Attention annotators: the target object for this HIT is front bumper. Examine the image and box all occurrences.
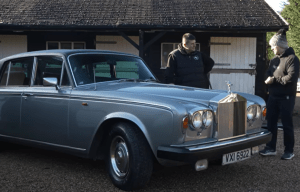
[157,130,272,164]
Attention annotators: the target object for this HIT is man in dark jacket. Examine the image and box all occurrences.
[164,33,215,88]
[260,29,299,160]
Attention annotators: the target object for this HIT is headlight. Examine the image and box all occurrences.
[192,112,202,129]
[203,111,213,128]
[256,105,261,120]
[247,105,261,121]
[247,105,257,120]
[191,110,213,130]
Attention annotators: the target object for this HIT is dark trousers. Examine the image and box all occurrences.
[266,95,295,153]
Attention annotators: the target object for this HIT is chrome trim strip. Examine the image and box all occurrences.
[31,57,38,86]
[0,92,23,95]
[32,95,70,99]
[60,61,65,87]
[6,61,11,86]
[218,134,247,141]
[187,131,271,151]
[171,138,218,147]
[0,134,86,151]
[69,96,172,111]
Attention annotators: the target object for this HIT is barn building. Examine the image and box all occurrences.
[0,0,288,99]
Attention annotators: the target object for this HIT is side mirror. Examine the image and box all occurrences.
[43,77,60,90]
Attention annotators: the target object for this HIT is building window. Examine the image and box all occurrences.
[161,43,200,69]
[46,42,86,50]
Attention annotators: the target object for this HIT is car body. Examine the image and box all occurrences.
[297,78,300,92]
[0,50,271,191]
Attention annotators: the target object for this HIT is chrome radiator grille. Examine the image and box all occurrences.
[217,94,247,140]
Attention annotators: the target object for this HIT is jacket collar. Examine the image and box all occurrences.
[178,43,197,55]
[279,47,295,58]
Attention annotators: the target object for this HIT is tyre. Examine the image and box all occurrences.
[105,122,153,191]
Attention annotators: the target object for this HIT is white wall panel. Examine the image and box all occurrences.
[0,35,27,60]
[210,37,257,94]
[96,36,139,56]
[210,73,255,94]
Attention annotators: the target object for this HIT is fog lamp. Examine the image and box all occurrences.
[252,146,259,155]
[195,159,208,171]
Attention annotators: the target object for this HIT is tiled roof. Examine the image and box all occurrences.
[0,0,288,29]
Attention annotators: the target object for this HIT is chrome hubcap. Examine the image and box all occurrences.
[110,136,129,178]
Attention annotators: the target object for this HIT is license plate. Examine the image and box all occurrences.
[222,148,251,165]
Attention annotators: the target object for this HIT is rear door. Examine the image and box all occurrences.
[0,57,34,137]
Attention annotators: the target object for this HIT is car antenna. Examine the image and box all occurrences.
[93,64,97,90]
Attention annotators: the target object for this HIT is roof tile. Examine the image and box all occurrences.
[0,0,287,29]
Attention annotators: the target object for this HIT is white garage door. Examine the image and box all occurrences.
[0,35,27,60]
[210,37,257,94]
[96,36,139,56]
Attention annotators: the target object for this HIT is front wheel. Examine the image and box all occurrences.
[105,122,153,191]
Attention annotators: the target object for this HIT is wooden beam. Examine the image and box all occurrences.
[139,30,144,59]
[210,68,256,75]
[210,42,231,45]
[95,41,117,44]
[144,31,167,51]
[118,31,139,50]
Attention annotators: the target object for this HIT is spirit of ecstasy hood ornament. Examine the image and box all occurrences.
[225,81,233,94]
[219,81,246,103]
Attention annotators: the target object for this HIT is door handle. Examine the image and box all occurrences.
[23,93,34,96]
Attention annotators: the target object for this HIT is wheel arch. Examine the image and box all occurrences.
[88,112,154,160]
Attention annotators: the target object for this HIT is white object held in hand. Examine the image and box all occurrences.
[265,76,274,84]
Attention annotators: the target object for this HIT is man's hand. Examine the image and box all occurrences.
[265,76,275,85]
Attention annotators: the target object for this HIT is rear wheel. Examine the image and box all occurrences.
[105,122,153,191]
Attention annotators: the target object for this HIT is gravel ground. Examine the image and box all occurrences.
[1,97,300,192]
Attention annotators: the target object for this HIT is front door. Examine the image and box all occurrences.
[21,56,72,145]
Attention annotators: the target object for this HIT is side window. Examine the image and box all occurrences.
[0,57,34,86]
[115,61,139,79]
[34,56,63,86]
[93,61,138,80]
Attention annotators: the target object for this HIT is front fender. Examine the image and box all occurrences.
[102,112,151,147]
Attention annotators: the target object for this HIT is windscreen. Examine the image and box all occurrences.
[69,54,156,86]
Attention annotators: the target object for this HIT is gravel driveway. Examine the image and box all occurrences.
[1,96,300,192]
[0,129,299,192]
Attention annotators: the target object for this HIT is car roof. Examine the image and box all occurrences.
[0,49,140,65]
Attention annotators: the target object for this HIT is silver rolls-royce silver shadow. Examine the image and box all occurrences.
[0,50,271,191]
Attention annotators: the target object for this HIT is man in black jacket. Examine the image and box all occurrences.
[164,33,215,88]
[260,29,299,160]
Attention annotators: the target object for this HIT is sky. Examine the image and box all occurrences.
[265,0,289,12]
